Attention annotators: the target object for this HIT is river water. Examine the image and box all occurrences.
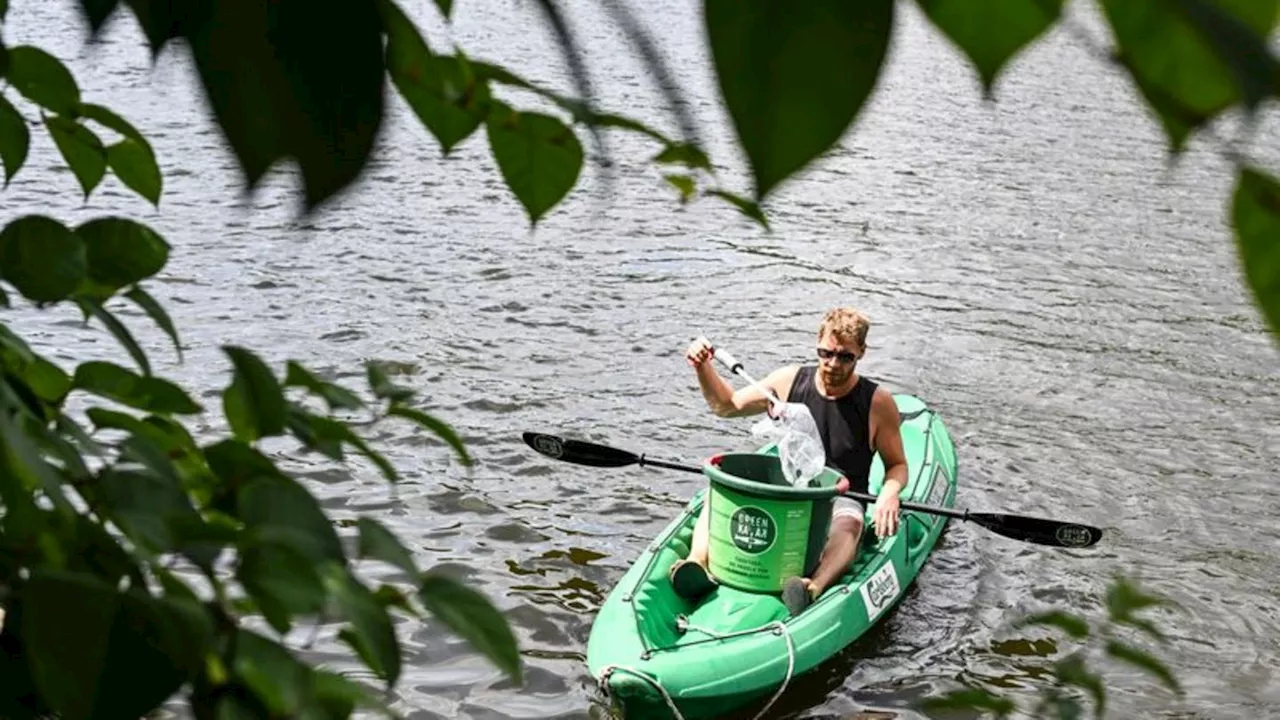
[4,0,1280,718]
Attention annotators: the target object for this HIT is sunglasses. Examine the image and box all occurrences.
[816,347,858,364]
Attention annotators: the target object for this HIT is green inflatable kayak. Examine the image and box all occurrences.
[585,394,958,720]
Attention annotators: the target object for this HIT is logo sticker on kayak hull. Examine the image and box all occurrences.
[860,562,900,621]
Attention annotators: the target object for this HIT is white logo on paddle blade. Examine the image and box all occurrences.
[1055,525,1093,547]
[860,562,900,621]
[533,435,563,458]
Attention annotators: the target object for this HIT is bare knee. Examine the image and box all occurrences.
[829,514,863,540]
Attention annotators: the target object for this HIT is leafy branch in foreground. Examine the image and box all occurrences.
[0,37,515,720]
[920,577,1182,719]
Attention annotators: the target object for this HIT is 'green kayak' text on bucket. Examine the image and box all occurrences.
[703,453,841,593]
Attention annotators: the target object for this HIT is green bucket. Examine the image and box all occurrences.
[703,453,842,593]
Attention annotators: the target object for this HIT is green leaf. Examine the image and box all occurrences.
[20,571,209,720]
[79,102,147,143]
[284,361,364,410]
[80,0,121,32]
[122,0,185,54]
[1233,167,1280,341]
[1172,0,1280,112]
[380,0,492,155]
[77,298,151,375]
[365,361,414,403]
[0,93,30,185]
[285,406,347,460]
[236,531,327,634]
[1054,654,1106,718]
[107,139,162,205]
[1100,0,1279,150]
[664,174,696,204]
[312,671,377,717]
[486,105,584,224]
[232,629,312,715]
[12,353,72,405]
[653,143,711,170]
[237,474,345,564]
[77,216,170,292]
[97,467,199,554]
[1016,610,1091,639]
[72,360,202,414]
[45,116,107,198]
[433,0,451,20]
[915,0,1063,92]
[1104,640,1183,696]
[1105,576,1164,622]
[222,346,286,441]
[125,286,182,361]
[0,215,87,303]
[918,688,1016,716]
[706,189,770,229]
[357,516,419,579]
[0,411,58,528]
[419,571,522,682]
[185,0,385,209]
[705,0,893,198]
[386,404,471,466]
[329,568,401,685]
[0,285,8,307]
[6,46,80,115]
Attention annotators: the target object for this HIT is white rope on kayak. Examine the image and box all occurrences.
[600,619,796,720]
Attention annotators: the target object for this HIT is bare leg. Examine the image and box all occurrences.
[687,497,712,566]
[804,515,863,597]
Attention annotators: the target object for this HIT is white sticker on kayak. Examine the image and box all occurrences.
[860,563,900,621]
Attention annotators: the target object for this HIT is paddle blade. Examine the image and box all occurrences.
[521,432,642,468]
[968,512,1104,548]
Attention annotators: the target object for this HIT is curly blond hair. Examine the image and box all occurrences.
[817,307,870,351]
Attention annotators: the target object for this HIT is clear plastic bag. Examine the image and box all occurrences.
[751,402,826,487]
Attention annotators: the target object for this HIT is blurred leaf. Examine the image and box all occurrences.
[287,406,399,481]
[98,467,199,554]
[664,174,695,204]
[387,404,471,466]
[45,116,107,198]
[237,474,345,564]
[374,584,422,617]
[1105,577,1164,622]
[125,286,182,361]
[232,630,311,715]
[358,516,420,579]
[185,0,385,209]
[20,570,211,720]
[0,411,57,527]
[1232,167,1280,341]
[1054,654,1106,718]
[419,571,522,682]
[916,0,1062,92]
[80,0,120,33]
[0,94,30,185]
[0,215,87,303]
[64,512,147,589]
[1173,0,1279,112]
[1016,610,1091,639]
[381,0,491,155]
[366,361,414,403]
[1105,640,1183,696]
[706,189,770,229]
[284,361,364,411]
[329,568,401,685]
[1117,615,1170,644]
[918,688,1016,716]
[653,143,711,171]
[0,286,8,307]
[1100,0,1279,150]
[222,345,286,441]
[236,530,328,634]
[312,671,377,717]
[72,360,202,414]
[433,0,451,19]
[121,0,185,54]
[77,298,151,375]
[705,0,893,198]
[6,46,80,115]
[12,353,72,405]
[77,217,170,294]
[486,105,583,224]
[107,139,162,205]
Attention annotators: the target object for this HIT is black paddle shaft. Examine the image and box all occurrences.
[520,431,1104,549]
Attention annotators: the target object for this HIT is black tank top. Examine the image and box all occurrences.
[786,366,878,493]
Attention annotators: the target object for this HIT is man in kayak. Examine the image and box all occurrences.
[669,306,910,616]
